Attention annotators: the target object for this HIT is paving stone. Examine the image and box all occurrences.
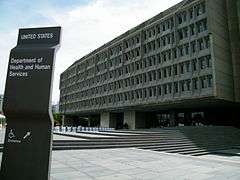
[1,147,240,179]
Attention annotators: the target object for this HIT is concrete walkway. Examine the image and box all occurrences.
[1,126,240,179]
[2,148,239,180]
[49,148,240,180]
[54,148,240,179]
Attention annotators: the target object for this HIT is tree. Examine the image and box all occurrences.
[53,113,62,126]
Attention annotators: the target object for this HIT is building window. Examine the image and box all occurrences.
[178,30,183,40]
[186,61,190,72]
[158,86,162,96]
[153,71,156,81]
[200,55,211,69]
[206,55,211,67]
[189,8,194,19]
[163,68,167,78]
[162,37,166,46]
[179,46,184,57]
[162,52,167,62]
[186,80,191,91]
[201,77,206,88]
[143,74,147,83]
[190,24,195,36]
[174,65,178,75]
[149,88,153,97]
[197,19,207,33]
[181,81,185,91]
[193,78,198,90]
[158,70,162,79]
[205,36,210,48]
[198,38,204,51]
[174,82,179,93]
[168,84,172,94]
[167,51,171,60]
[157,25,161,34]
[164,85,168,94]
[136,77,140,84]
[191,41,196,53]
[196,3,206,16]
[171,33,175,43]
[149,72,153,82]
[162,23,166,31]
[172,48,177,59]
[168,67,172,77]
[180,64,184,74]
[208,75,213,87]
[143,89,147,98]
[192,59,197,71]
[185,44,189,55]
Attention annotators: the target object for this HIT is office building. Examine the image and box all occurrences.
[0,95,3,114]
[59,0,240,129]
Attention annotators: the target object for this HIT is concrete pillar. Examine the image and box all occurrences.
[124,111,136,130]
[100,112,110,128]
[124,111,147,130]
[100,112,117,128]
[226,0,240,102]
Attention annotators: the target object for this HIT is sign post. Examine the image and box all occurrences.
[0,27,61,180]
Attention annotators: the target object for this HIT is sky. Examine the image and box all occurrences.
[0,0,182,104]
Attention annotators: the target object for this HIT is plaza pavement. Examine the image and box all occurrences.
[1,128,240,179]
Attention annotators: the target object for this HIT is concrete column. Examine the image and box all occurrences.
[100,112,110,128]
[124,111,147,129]
[226,0,240,102]
[124,111,136,130]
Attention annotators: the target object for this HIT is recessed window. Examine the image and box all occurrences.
[158,86,162,96]
[189,8,194,19]
[192,59,197,71]
[191,41,196,53]
[208,75,213,87]
[174,65,178,75]
[158,70,162,79]
[198,39,204,51]
[180,64,184,74]
[174,82,179,93]
[164,85,167,94]
[163,69,167,78]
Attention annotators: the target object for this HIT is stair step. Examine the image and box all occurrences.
[140,143,196,150]
[166,147,203,153]
[179,149,210,155]
[149,145,198,151]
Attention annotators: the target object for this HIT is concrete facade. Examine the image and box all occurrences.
[59,0,240,129]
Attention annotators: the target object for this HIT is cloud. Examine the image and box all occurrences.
[0,0,182,104]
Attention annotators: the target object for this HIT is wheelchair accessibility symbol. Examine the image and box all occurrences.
[8,129,16,139]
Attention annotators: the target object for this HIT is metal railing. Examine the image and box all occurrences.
[53,126,114,133]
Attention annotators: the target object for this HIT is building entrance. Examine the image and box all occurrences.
[115,113,124,129]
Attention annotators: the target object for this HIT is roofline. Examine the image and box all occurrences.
[62,0,198,74]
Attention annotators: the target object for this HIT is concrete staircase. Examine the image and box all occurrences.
[1,126,240,157]
[52,126,240,156]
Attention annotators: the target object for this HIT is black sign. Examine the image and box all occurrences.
[0,27,61,180]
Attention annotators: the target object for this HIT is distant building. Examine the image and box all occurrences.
[0,95,3,114]
[59,0,240,129]
[52,103,59,114]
